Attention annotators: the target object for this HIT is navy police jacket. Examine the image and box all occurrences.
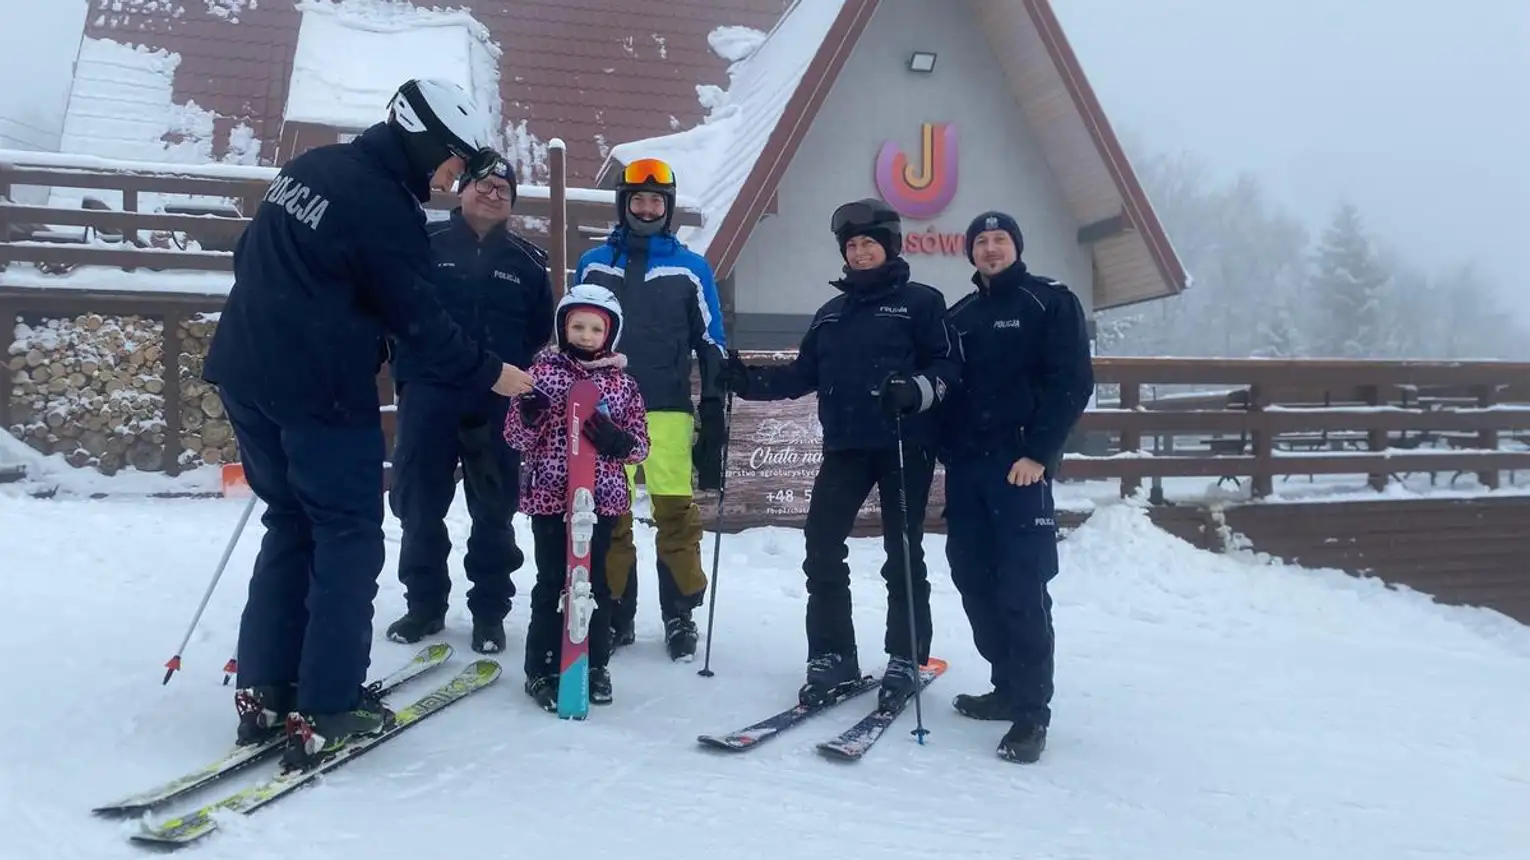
[939,262,1094,470]
[734,257,961,452]
[203,123,501,425]
[391,209,554,386]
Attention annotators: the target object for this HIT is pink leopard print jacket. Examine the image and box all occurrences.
[503,348,650,517]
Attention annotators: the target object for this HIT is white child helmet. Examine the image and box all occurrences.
[557,284,625,352]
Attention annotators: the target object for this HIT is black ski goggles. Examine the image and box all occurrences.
[462,147,504,182]
[830,200,889,235]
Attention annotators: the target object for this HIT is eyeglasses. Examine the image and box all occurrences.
[621,157,675,186]
[473,178,513,200]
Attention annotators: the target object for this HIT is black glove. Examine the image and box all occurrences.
[518,387,550,427]
[692,398,726,491]
[721,350,750,394]
[583,409,636,459]
[877,373,922,417]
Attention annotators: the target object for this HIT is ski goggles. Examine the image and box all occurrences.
[462,148,504,182]
[621,157,675,187]
[830,199,890,235]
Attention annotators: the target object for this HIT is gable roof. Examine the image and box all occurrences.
[598,0,849,254]
[598,0,1190,310]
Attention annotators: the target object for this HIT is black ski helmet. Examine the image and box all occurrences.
[615,157,677,237]
[830,197,903,257]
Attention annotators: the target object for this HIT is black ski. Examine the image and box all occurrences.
[816,658,948,761]
[697,675,880,752]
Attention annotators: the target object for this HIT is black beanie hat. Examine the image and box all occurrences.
[965,211,1024,263]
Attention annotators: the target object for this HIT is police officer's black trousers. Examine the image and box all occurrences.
[221,390,385,716]
[801,446,936,667]
[391,383,523,623]
[943,451,1059,727]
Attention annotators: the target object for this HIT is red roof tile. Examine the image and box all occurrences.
[82,0,790,185]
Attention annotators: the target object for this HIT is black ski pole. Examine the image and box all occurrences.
[893,412,930,743]
[697,389,735,677]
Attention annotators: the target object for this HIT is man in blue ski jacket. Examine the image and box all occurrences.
[573,157,727,661]
[939,210,1094,765]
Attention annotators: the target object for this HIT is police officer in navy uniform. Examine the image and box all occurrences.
[385,157,554,655]
[938,211,1095,765]
[203,78,533,769]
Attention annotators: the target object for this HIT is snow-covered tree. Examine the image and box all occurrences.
[1307,204,1391,357]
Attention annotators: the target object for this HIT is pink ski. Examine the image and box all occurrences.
[557,378,602,719]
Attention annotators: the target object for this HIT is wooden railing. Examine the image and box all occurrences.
[0,148,702,285]
[1071,357,1530,498]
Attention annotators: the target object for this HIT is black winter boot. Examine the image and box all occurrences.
[953,689,1015,721]
[590,667,613,705]
[233,683,295,746]
[525,675,558,713]
[280,686,395,771]
[471,616,506,654]
[664,613,698,662]
[876,657,919,711]
[997,721,1047,764]
[386,611,444,644]
[611,609,636,648]
[798,652,861,706]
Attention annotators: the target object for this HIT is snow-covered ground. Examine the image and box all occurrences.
[1,491,1527,859]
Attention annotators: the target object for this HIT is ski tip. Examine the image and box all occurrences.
[920,657,949,675]
[465,659,503,683]
[421,642,454,662]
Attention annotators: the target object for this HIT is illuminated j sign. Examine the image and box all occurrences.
[873,121,958,220]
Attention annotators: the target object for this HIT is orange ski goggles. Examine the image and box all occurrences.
[621,157,675,187]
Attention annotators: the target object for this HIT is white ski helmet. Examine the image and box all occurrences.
[556,284,625,352]
[386,78,495,177]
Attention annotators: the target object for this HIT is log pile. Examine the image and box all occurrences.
[6,314,168,475]
[3,312,236,475]
[175,314,238,466]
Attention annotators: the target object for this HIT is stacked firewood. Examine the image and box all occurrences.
[3,312,236,474]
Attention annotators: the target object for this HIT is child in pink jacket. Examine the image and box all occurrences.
[503,284,649,711]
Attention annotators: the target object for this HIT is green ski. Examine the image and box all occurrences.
[132,659,502,847]
[93,642,453,817]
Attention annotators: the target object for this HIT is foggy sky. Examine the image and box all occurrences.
[1053,0,1530,318]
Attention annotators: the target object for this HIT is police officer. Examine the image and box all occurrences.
[722,198,960,711]
[385,157,554,655]
[203,78,533,769]
[939,211,1094,765]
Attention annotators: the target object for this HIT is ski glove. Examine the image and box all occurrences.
[720,350,751,394]
[878,373,923,417]
[518,387,550,427]
[583,410,636,460]
[692,398,726,491]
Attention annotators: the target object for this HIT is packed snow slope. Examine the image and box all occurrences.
[1,492,1527,859]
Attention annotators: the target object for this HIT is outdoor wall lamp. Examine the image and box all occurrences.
[908,51,937,73]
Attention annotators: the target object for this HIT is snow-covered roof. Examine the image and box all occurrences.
[285,0,503,142]
[604,1,845,254]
